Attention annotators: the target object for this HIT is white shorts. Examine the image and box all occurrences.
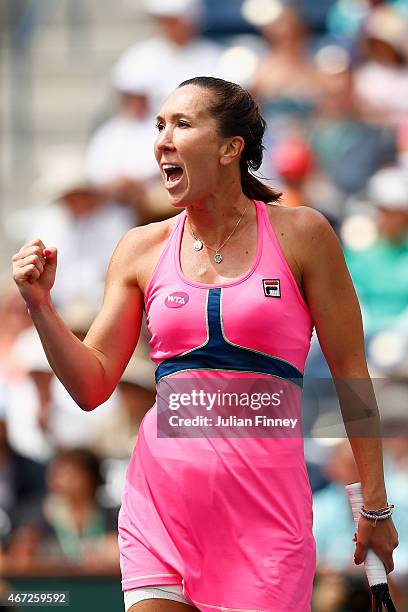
[123,584,192,611]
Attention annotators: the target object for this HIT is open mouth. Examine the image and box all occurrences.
[162,164,184,189]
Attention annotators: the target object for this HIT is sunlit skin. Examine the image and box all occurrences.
[154,85,252,248]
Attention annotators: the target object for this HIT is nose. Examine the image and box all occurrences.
[155,125,176,153]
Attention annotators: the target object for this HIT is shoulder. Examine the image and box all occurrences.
[266,204,340,269]
[113,215,179,258]
[267,202,329,229]
[108,214,181,287]
[267,203,334,242]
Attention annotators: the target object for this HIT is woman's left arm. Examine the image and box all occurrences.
[294,207,399,573]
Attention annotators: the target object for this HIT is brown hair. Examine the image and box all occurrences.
[178,76,281,204]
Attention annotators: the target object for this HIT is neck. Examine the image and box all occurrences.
[185,183,252,247]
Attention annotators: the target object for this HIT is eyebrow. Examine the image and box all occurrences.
[155,112,193,122]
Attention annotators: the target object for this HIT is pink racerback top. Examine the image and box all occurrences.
[118,200,316,612]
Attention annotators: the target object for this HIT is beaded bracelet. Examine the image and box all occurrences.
[360,504,394,525]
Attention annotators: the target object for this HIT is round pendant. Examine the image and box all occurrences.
[214,253,223,264]
[193,239,203,252]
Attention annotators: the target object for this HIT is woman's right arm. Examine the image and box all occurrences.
[12,229,145,411]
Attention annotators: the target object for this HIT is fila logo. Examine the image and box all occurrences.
[263,279,281,298]
[165,291,190,308]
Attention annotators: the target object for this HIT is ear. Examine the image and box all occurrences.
[219,136,245,167]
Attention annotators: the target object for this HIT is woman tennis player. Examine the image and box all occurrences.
[12,77,398,611]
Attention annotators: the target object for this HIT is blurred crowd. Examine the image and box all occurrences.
[2,0,408,609]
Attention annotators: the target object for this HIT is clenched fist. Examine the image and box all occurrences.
[12,239,58,309]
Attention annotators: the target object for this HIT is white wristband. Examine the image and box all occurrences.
[346,482,387,587]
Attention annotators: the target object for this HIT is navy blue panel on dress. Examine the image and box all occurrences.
[155,288,303,387]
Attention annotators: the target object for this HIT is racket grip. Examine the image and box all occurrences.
[346,482,387,587]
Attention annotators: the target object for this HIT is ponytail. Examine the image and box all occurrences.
[241,168,282,204]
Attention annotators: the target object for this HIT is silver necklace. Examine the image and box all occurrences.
[188,202,249,264]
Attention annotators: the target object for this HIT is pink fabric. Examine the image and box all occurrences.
[119,200,316,611]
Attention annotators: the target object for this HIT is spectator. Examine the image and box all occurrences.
[27,153,134,310]
[248,3,323,124]
[112,0,222,115]
[311,52,396,195]
[85,63,172,222]
[312,573,371,612]
[269,134,342,228]
[314,438,408,569]
[0,389,46,534]
[313,436,408,608]
[354,4,408,126]
[3,448,119,574]
[0,284,31,379]
[271,135,315,208]
[306,165,408,381]
[344,167,408,350]
[5,325,118,462]
[5,326,55,463]
[313,440,360,572]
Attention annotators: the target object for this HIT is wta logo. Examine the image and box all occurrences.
[165,291,190,308]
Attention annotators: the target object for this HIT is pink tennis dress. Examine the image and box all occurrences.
[118,200,316,611]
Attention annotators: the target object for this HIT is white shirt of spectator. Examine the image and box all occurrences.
[85,116,159,186]
[4,375,118,463]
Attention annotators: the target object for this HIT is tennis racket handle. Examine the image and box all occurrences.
[346,482,387,587]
